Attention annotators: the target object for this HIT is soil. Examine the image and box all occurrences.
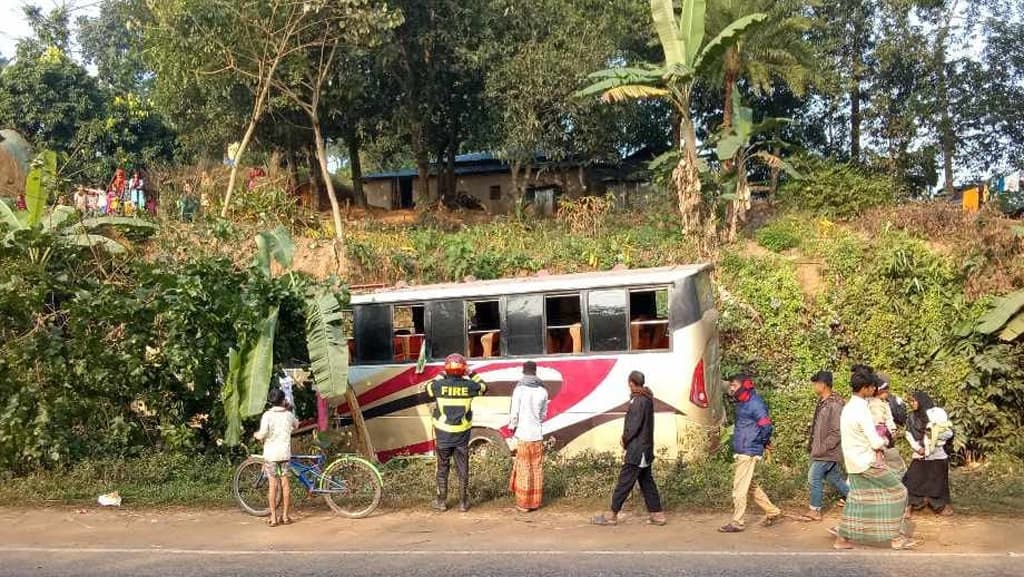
[1,506,1020,554]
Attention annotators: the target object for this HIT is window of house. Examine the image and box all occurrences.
[629,288,670,351]
[489,185,501,200]
[507,294,543,356]
[588,289,628,352]
[466,300,501,358]
[545,294,583,354]
[353,304,393,364]
[392,304,425,362]
[426,300,465,360]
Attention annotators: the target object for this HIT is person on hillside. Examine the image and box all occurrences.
[508,361,549,512]
[833,365,915,550]
[426,353,487,512]
[804,370,849,521]
[591,371,666,526]
[254,388,298,527]
[871,376,907,473]
[128,170,145,214]
[903,391,955,517]
[15,192,26,211]
[73,186,88,213]
[719,374,783,533]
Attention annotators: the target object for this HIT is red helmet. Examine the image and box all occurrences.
[444,353,468,376]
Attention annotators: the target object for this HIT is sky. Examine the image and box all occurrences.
[0,0,98,59]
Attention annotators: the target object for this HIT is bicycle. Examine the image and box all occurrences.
[233,434,383,519]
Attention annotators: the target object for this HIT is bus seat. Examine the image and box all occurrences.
[569,323,583,353]
[409,334,424,358]
[480,330,499,358]
[630,323,642,350]
[347,338,356,359]
[393,336,410,361]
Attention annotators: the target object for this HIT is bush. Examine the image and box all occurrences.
[779,155,902,218]
[754,219,802,252]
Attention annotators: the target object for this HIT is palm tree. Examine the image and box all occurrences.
[578,0,766,238]
[706,0,816,132]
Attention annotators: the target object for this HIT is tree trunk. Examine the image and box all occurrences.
[674,102,703,236]
[769,144,781,202]
[311,117,345,251]
[722,47,740,131]
[849,19,865,164]
[347,131,367,208]
[934,11,957,197]
[221,57,281,218]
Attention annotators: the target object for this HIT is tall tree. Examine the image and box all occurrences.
[77,0,151,94]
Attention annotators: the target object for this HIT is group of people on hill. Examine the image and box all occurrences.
[251,356,954,550]
[71,168,152,216]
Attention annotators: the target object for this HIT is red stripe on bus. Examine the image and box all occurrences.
[377,439,436,462]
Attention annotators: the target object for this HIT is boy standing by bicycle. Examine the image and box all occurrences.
[255,388,298,526]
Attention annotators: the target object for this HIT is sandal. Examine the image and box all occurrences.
[268,518,279,527]
[762,513,783,527]
[718,523,744,533]
[891,537,918,550]
[833,538,855,550]
[282,516,294,525]
[591,514,618,526]
[647,514,667,526]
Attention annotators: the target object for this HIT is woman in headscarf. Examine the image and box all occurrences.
[902,391,954,517]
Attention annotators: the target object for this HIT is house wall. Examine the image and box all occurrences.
[363,167,592,213]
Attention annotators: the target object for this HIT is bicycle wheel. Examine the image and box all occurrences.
[320,457,383,519]
[233,457,274,517]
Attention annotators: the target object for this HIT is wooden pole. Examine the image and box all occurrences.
[344,387,378,463]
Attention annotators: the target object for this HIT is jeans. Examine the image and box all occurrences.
[436,444,470,504]
[808,459,850,510]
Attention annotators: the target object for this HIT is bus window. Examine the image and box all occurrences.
[426,300,465,360]
[467,300,501,358]
[393,304,425,362]
[353,304,393,364]
[545,294,583,354]
[588,289,627,352]
[629,288,670,351]
[507,294,543,356]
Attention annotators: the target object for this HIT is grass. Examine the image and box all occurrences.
[2,450,1020,516]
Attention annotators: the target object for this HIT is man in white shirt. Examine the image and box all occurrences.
[834,365,914,550]
[508,361,549,512]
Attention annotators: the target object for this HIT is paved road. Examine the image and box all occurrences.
[1,548,1021,577]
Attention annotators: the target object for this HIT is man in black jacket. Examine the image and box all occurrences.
[591,371,666,526]
[805,370,849,521]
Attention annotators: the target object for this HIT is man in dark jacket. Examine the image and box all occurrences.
[805,370,849,521]
[719,375,782,533]
[591,371,666,526]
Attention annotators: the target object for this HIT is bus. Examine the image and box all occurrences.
[334,265,724,462]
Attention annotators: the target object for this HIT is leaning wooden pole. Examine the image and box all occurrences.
[344,388,378,463]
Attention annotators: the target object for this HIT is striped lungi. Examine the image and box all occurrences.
[839,465,908,544]
[509,440,544,510]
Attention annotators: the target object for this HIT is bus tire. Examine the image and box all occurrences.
[469,428,510,458]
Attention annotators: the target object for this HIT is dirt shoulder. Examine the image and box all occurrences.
[1,505,1020,554]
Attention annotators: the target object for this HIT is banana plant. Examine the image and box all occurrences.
[221,226,350,445]
[970,290,1024,342]
[714,90,801,240]
[577,0,767,238]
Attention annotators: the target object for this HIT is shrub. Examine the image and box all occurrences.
[779,155,902,218]
[754,219,802,252]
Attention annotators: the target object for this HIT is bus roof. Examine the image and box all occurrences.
[350,265,711,305]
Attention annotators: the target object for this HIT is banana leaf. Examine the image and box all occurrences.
[305,289,349,399]
[240,306,280,418]
[0,198,25,233]
[40,206,77,232]
[679,0,706,66]
[975,290,1024,336]
[255,226,295,277]
[25,150,57,227]
[80,216,159,234]
[221,348,243,446]
[650,0,684,66]
[694,13,768,72]
[997,312,1024,342]
[62,232,127,253]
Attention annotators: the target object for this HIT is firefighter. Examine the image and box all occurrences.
[426,353,487,512]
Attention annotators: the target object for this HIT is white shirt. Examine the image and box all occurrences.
[255,407,298,462]
[508,381,549,442]
[840,395,887,474]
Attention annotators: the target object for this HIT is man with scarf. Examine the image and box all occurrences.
[508,361,549,512]
[719,375,783,533]
[591,371,666,526]
[902,391,954,517]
